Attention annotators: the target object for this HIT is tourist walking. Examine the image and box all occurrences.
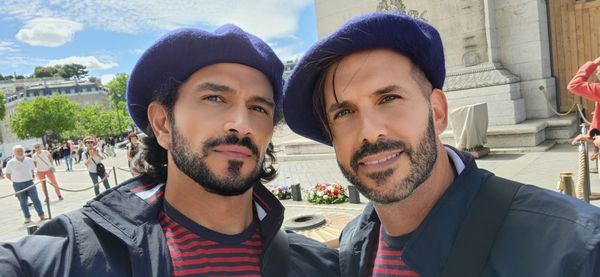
[32,143,63,201]
[82,137,110,196]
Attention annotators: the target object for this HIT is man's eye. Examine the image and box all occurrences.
[381,95,400,103]
[333,109,352,119]
[251,106,269,115]
[204,95,224,102]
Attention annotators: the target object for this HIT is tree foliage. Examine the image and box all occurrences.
[32,64,88,80]
[105,73,128,103]
[0,91,6,121]
[8,95,79,139]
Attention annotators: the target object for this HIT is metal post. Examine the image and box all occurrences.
[113,167,118,186]
[348,185,361,204]
[291,184,302,201]
[41,180,52,219]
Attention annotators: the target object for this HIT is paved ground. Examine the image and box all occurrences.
[1,140,599,243]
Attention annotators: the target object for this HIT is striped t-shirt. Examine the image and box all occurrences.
[159,201,263,276]
[370,225,418,277]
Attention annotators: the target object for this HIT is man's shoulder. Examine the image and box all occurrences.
[507,184,600,237]
[512,185,600,218]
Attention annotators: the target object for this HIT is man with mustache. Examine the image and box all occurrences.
[0,25,338,276]
[283,12,600,276]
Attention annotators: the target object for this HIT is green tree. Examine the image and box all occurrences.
[59,64,88,80]
[0,91,6,121]
[105,73,128,103]
[77,104,125,137]
[105,73,129,133]
[8,95,79,139]
[33,66,58,78]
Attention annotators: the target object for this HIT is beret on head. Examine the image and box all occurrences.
[126,24,284,134]
[283,12,445,145]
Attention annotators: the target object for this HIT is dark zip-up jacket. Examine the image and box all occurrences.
[0,174,339,276]
[340,149,600,277]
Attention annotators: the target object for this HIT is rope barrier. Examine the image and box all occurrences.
[0,169,114,199]
[576,104,593,125]
[44,169,114,193]
[0,180,41,200]
[115,166,131,172]
[537,86,577,117]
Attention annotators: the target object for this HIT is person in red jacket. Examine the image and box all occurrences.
[568,57,600,160]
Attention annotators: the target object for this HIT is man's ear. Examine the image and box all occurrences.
[148,101,171,150]
[429,88,448,135]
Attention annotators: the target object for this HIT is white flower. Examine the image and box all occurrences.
[323,195,329,199]
[317,191,325,197]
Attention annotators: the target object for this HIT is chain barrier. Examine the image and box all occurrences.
[0,169,114,199]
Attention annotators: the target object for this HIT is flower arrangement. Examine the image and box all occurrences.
[269,185,292,200]
[307,183,348,204]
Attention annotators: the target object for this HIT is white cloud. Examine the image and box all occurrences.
[0,56,47,69]
[16,17,83,47]
[46,56,118,70]
[272,43,304,63]
[128,48,144,56]
[2,0,311,40]
[100,74,116,85]
[0,41,20,54]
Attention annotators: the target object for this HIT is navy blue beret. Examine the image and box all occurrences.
[127,24,284,134]
[283,12,445,145]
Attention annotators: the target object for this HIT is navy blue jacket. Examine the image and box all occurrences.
[0,175,339,276]
[339,150,600,277]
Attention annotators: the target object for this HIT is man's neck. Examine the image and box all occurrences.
[164,163,255,236]
[373,144,456,237]
[16,156,24,161]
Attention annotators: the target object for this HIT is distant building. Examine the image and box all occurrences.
[0,77,110,144]
[283,59,298,80]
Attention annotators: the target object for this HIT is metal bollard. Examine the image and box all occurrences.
[291,184,302,201]
[27,225,39,235]
[348,185,361,204]
[559,172,575,197]
[113,167,118,186]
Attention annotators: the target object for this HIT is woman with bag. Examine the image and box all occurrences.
[82,136,111,196]
[32,143,63,201]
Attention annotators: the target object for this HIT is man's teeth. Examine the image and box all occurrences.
[363,152,400,165]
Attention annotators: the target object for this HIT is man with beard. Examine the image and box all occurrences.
[0,25,338,276]
[283,12,600,277]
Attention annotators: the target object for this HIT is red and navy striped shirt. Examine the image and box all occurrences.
[159,201,263,276]
[370,225,419,277]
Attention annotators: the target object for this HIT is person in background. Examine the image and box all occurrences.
[126,132,141,177]
[32,143,63,201]
[82,136,111,196]
[568,57,600,159]
[5,145,47,224]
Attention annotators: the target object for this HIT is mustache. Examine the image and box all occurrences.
[350,139,411,171]
[203,134,260,157]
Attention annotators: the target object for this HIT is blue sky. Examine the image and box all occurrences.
[0,0,317,84]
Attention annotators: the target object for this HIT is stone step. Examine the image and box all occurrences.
[275,115,578,154]
[441,114,577,148]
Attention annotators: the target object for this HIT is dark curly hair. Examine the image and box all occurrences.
[136,81,278,183]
